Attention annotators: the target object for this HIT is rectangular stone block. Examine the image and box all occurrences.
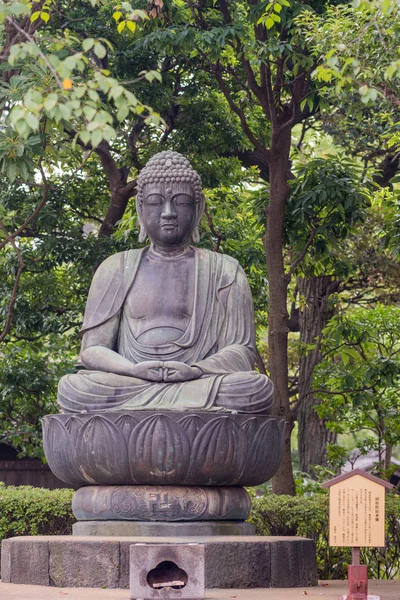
[1,538,49,585]
[49,539,120,588]
[205,540,271,588]
[130,542,204,600]
[270,537,318,588]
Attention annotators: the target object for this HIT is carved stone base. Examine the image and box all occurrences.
[72,485,251,522]
[72,520,256,537]
[1,535,318,588]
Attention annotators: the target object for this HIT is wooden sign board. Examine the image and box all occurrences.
[322,470,393,548]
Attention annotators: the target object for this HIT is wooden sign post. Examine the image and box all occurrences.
[322,469,393,600]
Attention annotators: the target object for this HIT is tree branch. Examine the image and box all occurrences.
[205,205,224,252]
[0,220,25,343]
[0,165,49,251]
[286,227,318,281]
[214,62,270,158]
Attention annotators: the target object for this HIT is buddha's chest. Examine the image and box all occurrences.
[123,254,195,344]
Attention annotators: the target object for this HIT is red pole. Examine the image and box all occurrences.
[347,547,368,600]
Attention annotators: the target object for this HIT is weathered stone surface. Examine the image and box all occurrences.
[43,412,285,487]
[205,541,271,588]
[73,521,256,537]
[130,543,204,600]
[1,538,49,585]
[269,537,318,588]
[49,539,119,588]
[1,535,317,589]
[72,485,251,522]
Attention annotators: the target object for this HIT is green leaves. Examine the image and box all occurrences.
[113,2,148,35]
[315,305,400,477]
[0,1,160,153]
[298,1,400,108]
[257,0,290,29]
[94,43,107,59]
[286,156,371,276]
[82,38,95,52]
[0,130,41,182]
[31,10,50,23]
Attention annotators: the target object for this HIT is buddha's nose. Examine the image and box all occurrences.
[161,200,177,219]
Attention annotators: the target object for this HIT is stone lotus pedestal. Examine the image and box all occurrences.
[1,409,318,589]
[42,410,285,536]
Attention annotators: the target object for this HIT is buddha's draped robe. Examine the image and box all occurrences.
[58,248,274,414]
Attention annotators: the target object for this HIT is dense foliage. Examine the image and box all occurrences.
[316,305,400,476]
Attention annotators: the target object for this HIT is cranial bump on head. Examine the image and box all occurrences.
[136,151,203,206]
[136,151,204,243]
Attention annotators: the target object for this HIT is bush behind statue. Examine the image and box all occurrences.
[0,485,399,581]
[250,491,400,580]
[0,483,74,542]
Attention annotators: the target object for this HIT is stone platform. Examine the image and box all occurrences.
[1,535,317,589]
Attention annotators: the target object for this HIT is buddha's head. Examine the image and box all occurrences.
[136,151,205,247]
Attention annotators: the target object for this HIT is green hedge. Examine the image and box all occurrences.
[0,483,74,540]
[1,484,399,581]
[250,491,400,580]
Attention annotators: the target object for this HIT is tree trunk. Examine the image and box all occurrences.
[265,128,296,496]
[95,144,137,238]
[297,275,339,474]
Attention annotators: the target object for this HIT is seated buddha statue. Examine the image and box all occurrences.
[58,151,274,414]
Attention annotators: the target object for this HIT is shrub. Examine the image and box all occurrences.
[0,483,74,541]
[250,491,400,580]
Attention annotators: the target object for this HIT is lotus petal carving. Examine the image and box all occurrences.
[76,416,129,484]
[114,414,138,445]
[240,418,285,485]
[128,414,190,484]
[42,411,285,487]
[42,416,82,486]
[178,414,205,444]
[188,416,247,485]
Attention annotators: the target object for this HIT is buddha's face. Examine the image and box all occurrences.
[141,181,197,247]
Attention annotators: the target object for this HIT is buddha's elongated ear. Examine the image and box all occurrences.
[138,221,148,243]
[136,194,148,243]
[192,226,200,244]
[192,192,205,245]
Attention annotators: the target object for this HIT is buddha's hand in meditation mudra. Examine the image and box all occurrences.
[131,361,202,383]
[57,151,274,414]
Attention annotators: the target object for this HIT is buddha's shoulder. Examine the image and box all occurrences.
[195,247,239,268]
[94,249,143,278]
[195,248,245,285]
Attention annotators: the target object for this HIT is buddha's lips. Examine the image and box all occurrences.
[160,223,178,229]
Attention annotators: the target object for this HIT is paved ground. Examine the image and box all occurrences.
[0,581,398,599]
